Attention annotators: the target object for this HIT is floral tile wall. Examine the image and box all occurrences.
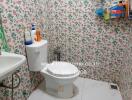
[44,0,132,100]
[0,0,132,100]
[0,0,47,100]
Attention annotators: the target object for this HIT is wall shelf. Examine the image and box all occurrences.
[95,0,132,21]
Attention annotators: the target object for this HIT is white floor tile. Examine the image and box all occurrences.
[28,82,55,100]
[82,79,122,100]
[28,77,122,100]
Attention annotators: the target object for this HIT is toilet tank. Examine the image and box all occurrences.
[26,40,48,71]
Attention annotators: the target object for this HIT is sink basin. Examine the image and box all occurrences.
[0,52,26,81]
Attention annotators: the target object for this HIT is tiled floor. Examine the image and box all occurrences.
[28,77,122,100]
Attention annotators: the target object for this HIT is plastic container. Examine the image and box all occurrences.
[24,31,33,45]
[31,24,36,42]
[35,28,42,42]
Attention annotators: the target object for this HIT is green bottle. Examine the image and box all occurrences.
[0,13,10,52]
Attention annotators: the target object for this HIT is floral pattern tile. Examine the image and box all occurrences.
[0,0,132,100]
[45,0,132,100]
[0,0,46,99]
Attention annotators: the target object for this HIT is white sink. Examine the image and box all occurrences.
[0,52,26,81]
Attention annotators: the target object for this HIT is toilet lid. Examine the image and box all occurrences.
[47,62,79,77]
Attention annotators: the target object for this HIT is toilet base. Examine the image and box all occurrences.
[45,78,74,98]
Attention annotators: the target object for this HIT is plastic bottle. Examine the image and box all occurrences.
[24,30,33,45]
[95,0,104,17]
[35,28,42,42]
[31,24,36,42]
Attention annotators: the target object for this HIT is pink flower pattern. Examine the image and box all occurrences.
[0,0,132,100]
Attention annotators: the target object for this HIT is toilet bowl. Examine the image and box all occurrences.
[26,40,80,98]
[41,62,79,98]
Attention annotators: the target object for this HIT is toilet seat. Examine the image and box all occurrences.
[46,61,79,77]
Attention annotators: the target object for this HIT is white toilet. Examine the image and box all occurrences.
[26,40,80,98]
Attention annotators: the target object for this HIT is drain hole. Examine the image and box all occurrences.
[110,84,118,90]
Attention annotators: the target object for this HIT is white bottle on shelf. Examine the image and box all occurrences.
[31,24,36,42]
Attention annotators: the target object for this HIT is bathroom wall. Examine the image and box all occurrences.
[0,0,132,100]
[44,0,132,100]
[120,65,132,100]
[0,0,47,99]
